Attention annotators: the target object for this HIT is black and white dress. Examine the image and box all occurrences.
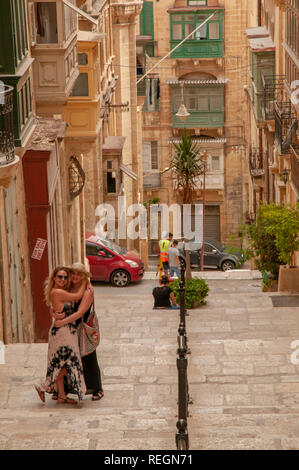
[39,303,86,401]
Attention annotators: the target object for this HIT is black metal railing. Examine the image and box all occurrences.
[175,263,192,450]
[249,145,266,177]
[0,84,15,166]
[262,74,285,120]
[274,101,298,155]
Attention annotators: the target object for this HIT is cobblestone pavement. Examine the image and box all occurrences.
[1,279,299,450]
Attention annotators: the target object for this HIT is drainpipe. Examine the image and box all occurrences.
[258,0,262,26]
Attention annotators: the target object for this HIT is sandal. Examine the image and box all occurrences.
[34,385,45,403]
[92,390,104,401]
[52,392,58,400]
[57,396,78,404]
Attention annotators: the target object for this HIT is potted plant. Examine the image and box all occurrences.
[263,203,299,293]
[227,208,284,292]
[170,277,209,309]
[229,204,299,292]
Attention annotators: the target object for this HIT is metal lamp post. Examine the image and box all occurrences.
[200,151,208,272]
[282,168,289,184]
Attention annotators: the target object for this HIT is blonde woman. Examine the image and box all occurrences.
[34,265,90,404]
[54,263,103,401]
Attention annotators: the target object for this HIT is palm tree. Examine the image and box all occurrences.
[164,129,206,280]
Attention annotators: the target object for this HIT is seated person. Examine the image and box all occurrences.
[153,275,179,309]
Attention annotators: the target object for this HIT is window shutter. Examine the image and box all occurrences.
[151,141,158,170]
[140,1,154,38]
[142,142,151,172]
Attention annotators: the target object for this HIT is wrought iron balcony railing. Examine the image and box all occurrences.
[262,74,285,121]
[274,100,298,155]
[249,146,265,177]
[0,85,15,166]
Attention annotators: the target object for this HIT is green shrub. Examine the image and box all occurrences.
[170,278,209,309]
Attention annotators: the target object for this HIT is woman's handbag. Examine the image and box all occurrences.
[78,303,100,357]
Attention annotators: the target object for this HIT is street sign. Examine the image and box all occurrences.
[31,238,47,260]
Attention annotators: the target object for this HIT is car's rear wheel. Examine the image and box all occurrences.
[221,260,235,271]
[110,269,130,287]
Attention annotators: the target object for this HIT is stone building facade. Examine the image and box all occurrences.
[0,0,36,343]
[138,0,251,253]
[245,0,299,264]
[0,0,145,342]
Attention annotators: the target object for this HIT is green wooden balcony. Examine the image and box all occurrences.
[170,39,223,59]
[172,110,224,128]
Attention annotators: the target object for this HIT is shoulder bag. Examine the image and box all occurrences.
[77,303,100,357]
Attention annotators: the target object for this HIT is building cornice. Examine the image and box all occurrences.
[111,1,143,23]
[167,6,224,13]
[166,78,229,86]
[274,0,286,11]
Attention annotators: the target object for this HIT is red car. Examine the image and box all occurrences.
[85,233,144,287]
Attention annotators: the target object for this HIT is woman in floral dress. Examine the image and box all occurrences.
[34,265,91,404]
[54,263,103,401]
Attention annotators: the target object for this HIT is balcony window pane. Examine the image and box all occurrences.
[185,16,194,21]
[173,95,181,111]
[64,3,77,41]
[210,96,222,111]
[151,141,158,170]
[107,172,116,193]
[186,96,197,111]
[209,23,219,39]
[188,1,207,5]
[211,156,220,171]
[198,96,209,111]
[78,53,88,66]
[195,23,207,39]
[173,23,182,40]
[72,73,89,96]
[36,2,58,44]
[186,23,195,38]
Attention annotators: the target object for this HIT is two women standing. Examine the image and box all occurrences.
[35,263,103,404]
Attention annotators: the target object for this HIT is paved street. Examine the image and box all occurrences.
[1,277,299,450]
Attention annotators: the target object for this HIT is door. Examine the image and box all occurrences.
[203,242,221,267]
[86,242,111,280]
[188,241,201,266]
[204,205,220,240]
[5,179,23,342]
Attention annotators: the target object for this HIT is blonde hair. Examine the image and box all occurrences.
[44,265,70,306]
[69,262,91,282]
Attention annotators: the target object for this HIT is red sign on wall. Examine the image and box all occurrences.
[31,238,47,260]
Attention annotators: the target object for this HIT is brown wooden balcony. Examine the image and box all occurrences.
[30,0,80,104]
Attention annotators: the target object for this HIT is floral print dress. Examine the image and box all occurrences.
[39,303,86,401]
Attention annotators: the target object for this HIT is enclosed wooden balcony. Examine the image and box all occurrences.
[29,0,80,104]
